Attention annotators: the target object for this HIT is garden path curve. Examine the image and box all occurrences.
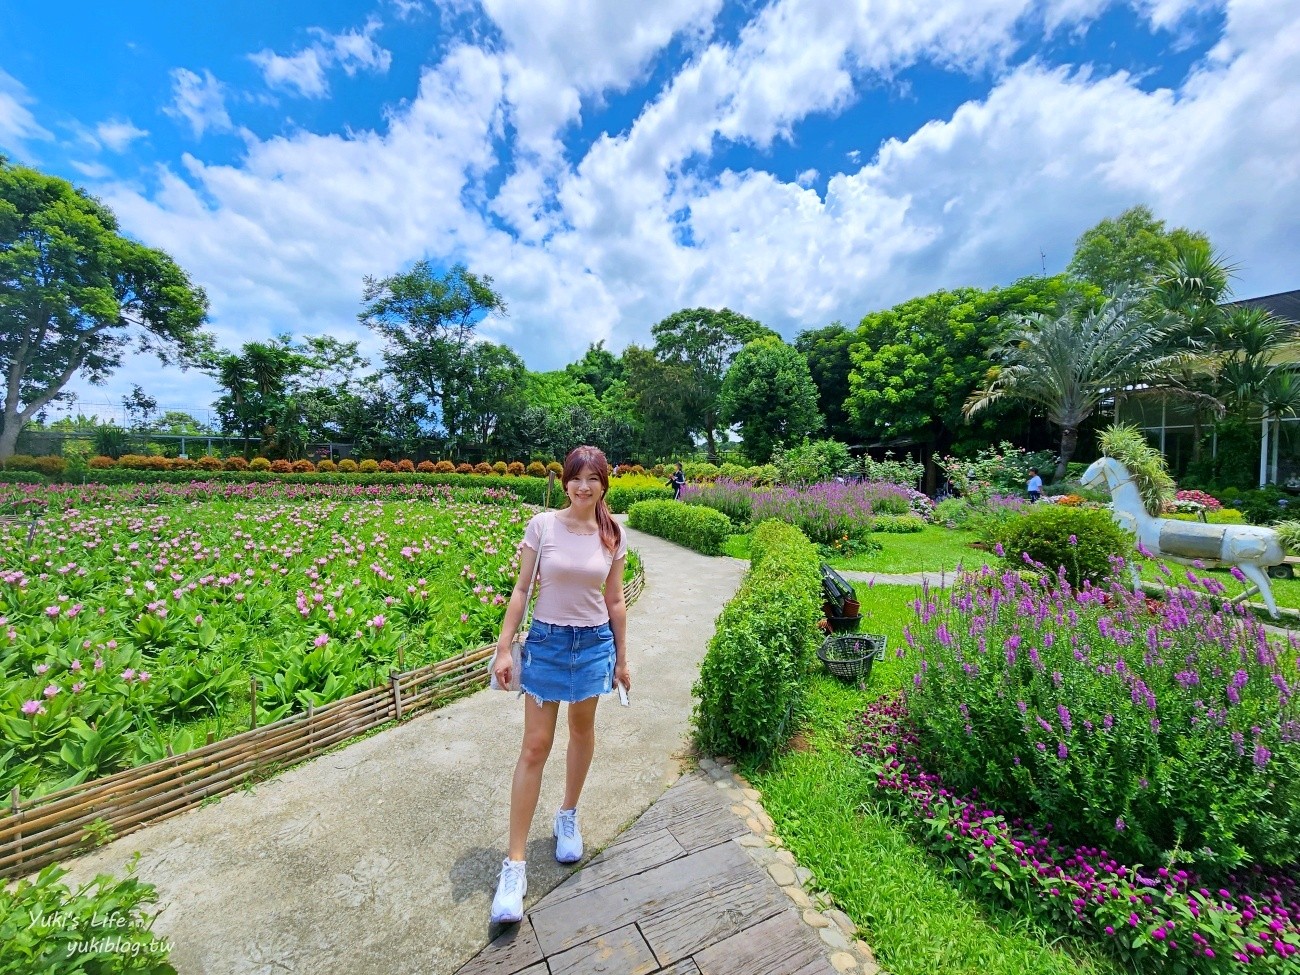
[58,521,747,975]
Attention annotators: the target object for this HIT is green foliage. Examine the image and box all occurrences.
[692,521,821,762]
[934,441,1055,497]
[626,499,733,555]
[871,514,926,534]
[0,158,211,461]
[92,424,130,460]
[1097,424,1175,516]
[0,859,175,973]
[1271,520,1300,554]
[794,322,857,443]
[848,277,1078,455]
[773,438,852,485]
[1182,421,1260,492]
[934,497,974,528]
[855,451,924,488]
[1216,485,1291,525]
[994,505,1130,589]
[651,307,776,459]
[719,335,823,463]
[1166,509,1245,525]
[1067,204,1210,293]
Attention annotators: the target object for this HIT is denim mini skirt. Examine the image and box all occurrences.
[520,619,616,704]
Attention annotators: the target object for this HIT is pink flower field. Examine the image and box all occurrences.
[0,481,531,798]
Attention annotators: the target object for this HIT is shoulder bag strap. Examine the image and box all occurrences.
[520,512,551,630]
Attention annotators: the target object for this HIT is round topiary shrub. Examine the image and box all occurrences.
[397,459,415,473]
[359,459,381,473]
[457,463,473,474]
[224,456,249,471]
[89,455,115,469]
[291,459,315,473]
[378,460,397,472]
[171,457,197,470]
[196,455,223,471]
[995,504,1129,589]
[337,458,358,473]
[249,457,273,472]
[474,462,493,475]
[270,459,292,473]
[546,461,562,476]
[433,460,454,473]
[526,461,546,477]
[507,461,525,476]
[492,461,508,475]
[317,459,338,472]
[417,460,437,472]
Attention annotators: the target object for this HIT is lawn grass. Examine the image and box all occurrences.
[721,524,986,575]
[746,584,1123,975]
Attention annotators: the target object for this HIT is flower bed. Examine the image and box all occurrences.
[0,482,535,798]
[855,564,1300,971]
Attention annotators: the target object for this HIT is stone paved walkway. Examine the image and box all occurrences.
[456,764,882,975]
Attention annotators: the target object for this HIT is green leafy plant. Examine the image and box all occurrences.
[0,858,175,974]
[627,499,733,555]
[994,505,1129,589]
[1098,424,1175,516]
[692,520,822,762]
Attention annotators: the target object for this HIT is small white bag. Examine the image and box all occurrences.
[490,512,551,691]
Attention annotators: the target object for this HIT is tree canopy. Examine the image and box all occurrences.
[650,307,775,460]
[0,157,210,459]
[1067,205,1210,293]
[719,335,822,463]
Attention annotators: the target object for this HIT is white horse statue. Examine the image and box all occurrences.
[1081,457,1286,617]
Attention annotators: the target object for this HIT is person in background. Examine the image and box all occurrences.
[1027,466,1043,503]
[670,462,686,500]
[488,445,630,925]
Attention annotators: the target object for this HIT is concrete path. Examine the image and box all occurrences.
[60,524,747,975]
[838,570,954,589]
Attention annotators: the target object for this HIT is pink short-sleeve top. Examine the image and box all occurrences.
[521,511,626,627]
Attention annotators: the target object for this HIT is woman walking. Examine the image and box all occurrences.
[488,445,630,924]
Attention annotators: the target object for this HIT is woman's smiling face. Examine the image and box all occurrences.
[565,466,603,507]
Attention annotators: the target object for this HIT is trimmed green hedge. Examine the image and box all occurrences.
[626,499,732,555]
[692,521,822,763]
[10,468,671,512]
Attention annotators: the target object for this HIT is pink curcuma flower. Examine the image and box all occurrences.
[34,663,49,675]
[21,700,45,715]
[122,668,136,682]
[314,633,330,648]
[370,615,386,629]
[43,684,60,698]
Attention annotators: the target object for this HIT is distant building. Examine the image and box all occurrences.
[1120,289,1300,488]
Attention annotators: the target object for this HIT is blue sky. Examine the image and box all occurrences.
[2,0,1298,424]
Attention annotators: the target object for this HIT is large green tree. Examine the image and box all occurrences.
[719,336,822,463]
[965,289,1185,481]
[621,343,693,460]
[650,307,774,461]
[794,322,856,443]
[846,276,1078,478]
[0,157,210,459]
[444,341,528,454]
[207,337,318,458]
[565,340,623,400]
[358,261,506,453]
[1067,205,1210,294]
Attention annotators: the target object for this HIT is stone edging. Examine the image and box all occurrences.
[697,756,887,975]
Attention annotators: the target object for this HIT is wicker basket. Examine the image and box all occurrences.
[817,633,887,683]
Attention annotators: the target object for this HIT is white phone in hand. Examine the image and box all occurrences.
[617,684,629,707]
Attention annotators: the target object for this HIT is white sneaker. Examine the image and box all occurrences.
[554,807,583,863]
[490,859,526,924]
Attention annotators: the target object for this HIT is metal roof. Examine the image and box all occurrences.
[1225,289,1300,322]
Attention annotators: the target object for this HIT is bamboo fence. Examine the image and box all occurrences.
[0,568,645,879]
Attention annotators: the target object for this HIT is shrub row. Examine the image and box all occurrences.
[49,469,668,514]
[626,499,732,555]
[691,520,822,763]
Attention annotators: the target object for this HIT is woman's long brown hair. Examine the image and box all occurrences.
[561,445,621,556]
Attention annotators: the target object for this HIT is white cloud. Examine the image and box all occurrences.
[77,0,1300,420]
[392,0,430,20]
[795,168,819,187]
[250,18,392,98]
[0,69,52,150]
[164,69,233,138]
[70,160,113,179]
[95,118,149,152]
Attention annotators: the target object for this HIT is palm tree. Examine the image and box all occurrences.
[964,289,1184,482]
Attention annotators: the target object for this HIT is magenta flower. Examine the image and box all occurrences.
[314,633,330,648]
[43,683,60,698]
[370,615,386,629]
[21,700,43,715]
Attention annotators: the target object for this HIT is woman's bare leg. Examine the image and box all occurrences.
[562,696,599,810]
[509,697,560,860]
